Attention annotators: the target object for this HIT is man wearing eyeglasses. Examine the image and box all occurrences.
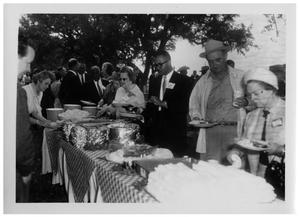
[146,50,191,157]
[189,39,249,163]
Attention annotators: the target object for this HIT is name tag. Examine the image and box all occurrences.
[167,82,175,89]
[272,118,283,127]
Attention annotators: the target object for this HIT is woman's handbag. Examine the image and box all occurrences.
[264,155,285,199]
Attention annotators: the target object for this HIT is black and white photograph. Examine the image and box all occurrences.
[3,3,297,214]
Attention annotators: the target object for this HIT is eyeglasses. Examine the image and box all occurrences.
[249,89,264,97]
[154,60,169,68]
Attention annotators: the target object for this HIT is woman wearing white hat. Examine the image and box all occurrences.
[228,68,285,194]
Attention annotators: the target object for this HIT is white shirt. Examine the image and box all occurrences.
[94,80,102,95]
[69,70,77,76]
[98,79,106,91]
[113,84,145,108]
[23,83,43,116]
[159,70,174,100]
[159,71,174,110]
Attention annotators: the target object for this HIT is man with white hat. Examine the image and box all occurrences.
[189,39,248,163]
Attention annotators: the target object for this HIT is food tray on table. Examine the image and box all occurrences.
[133,158,192,179]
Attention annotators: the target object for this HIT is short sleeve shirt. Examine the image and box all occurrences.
[206,73,238,122]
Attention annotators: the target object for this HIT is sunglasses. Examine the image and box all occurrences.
[121,78,128,81]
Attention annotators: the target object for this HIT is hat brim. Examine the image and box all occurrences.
[199,46,231,58]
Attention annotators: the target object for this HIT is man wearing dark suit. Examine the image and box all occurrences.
[146,50,191,157]
[82,66,104,105]
[59,58,83,105]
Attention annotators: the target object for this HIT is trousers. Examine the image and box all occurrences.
[201,125,237,162]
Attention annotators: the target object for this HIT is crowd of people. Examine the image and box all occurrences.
[16,37,286,202]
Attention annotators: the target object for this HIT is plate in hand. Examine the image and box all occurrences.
[189,120,218,128]
[236,139,270,151]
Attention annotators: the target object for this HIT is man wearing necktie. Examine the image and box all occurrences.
[59,58,83,105]
[145,50,191,157]
[78,62,87,85]
[82,66,104,105]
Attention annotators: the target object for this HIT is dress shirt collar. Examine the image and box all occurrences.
[69,70,77,76]
[165,70,174,83]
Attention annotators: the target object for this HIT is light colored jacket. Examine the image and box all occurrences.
[189,66,246,153]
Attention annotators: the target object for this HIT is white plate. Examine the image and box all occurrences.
[80,100,96,106]
[189,120,218,128]
[236,139,270,151]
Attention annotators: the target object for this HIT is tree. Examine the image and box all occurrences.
[19,14,254,85]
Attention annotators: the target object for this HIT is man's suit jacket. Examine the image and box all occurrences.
[82,81,103,104]
[59,70,83,105]
[145,71,191,155]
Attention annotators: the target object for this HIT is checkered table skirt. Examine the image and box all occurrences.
[45,129,157,203]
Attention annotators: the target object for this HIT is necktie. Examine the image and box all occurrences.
[260,110,270,165]
[78,74,82,84]
[96,81,102,97]
[162,75,167,96]
[158,76,166,111]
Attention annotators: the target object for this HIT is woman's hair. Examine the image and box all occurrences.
[32,70,55,84]
[120,66,136,83]
[247,80,278,94]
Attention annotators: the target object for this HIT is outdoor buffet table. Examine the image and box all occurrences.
[42,128,157,203]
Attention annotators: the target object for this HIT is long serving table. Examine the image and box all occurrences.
[42,128,158,203]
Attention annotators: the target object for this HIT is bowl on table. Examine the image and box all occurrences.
[64,104,81,110]
[46,108,64,122]
[108,123,140,144]
[82,106,97,116]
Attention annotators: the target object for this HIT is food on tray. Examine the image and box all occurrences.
[66,122,109,149]
[123,144,155,157]
[59,109,90,122]
[235,138,270,151]
[252,140,269,149]
[106,149,125,164]
[189,119,208,125]
[63,122,76,141]
[150,148,174,159]
[146,161,276,205]
[70,125,87,149]
[106,145,173,164]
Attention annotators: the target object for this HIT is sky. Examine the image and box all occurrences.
[137,14,286,76]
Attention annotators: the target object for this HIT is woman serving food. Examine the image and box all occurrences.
[97,66,145,117]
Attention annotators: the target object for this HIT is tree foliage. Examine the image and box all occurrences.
[19,14,255,84]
